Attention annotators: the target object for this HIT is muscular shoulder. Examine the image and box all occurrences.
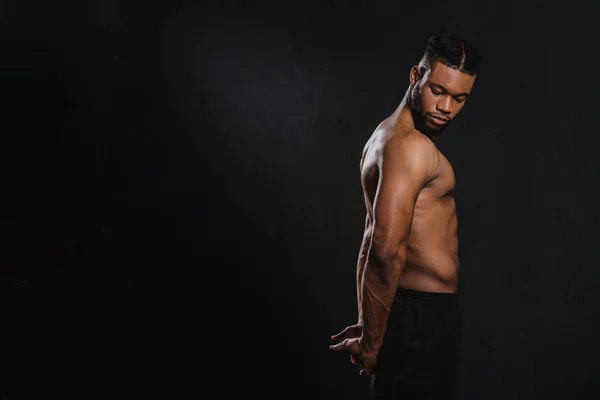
[383,129,432,154]
[379,130,438,179]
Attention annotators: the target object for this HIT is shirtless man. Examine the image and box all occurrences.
[329,35,480,399]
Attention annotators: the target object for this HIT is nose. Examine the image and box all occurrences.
[436,96,452,115]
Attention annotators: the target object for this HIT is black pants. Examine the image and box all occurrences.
[370,288,460,400]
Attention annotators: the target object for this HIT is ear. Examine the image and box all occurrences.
[409,66,422,86]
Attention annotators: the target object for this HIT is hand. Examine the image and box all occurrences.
[330,323,363,367]
[330,331,378,375]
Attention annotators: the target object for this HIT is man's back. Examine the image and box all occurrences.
[360,117,459,294]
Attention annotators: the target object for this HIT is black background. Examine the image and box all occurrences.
[3,0,600,398]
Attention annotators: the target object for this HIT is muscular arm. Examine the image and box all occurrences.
[359,135,436,354]
[356,213,371,324]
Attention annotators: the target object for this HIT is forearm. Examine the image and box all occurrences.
[359,250,405,353]
[356,237,371,324]
[356,256,366,324]
[356,216,371,324]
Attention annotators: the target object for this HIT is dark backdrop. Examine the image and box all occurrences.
[2,0,600,399]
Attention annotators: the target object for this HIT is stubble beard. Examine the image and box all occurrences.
[409,85,448,138]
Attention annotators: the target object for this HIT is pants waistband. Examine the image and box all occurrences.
[396,287,458,300]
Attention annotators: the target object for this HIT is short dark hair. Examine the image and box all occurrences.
[420,35,481,76]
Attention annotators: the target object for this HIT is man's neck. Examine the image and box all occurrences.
[394,94,419,132]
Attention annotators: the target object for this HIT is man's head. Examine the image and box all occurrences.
[408,35,480,136]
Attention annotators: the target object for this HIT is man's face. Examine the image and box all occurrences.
[410,61,476,135]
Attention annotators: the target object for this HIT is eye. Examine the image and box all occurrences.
[455,97,466,103]
[431,88,443,95]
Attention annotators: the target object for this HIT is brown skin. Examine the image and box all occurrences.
[330,61,477,375]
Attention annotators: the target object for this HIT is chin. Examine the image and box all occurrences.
[421,121,446,137]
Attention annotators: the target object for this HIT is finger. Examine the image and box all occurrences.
[350,354,357,365]
[332,325,361,341]
[329,339,349,351]
[336,324,362,338]
[331,326,352,340]
[355,356,365,369]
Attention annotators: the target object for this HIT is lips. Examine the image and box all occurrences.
[428,114,449,125]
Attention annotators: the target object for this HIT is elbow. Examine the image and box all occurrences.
[369,226,404,265]
[366,241,401,286]
[370,241,399,265]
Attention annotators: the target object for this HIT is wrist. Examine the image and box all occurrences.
[358,336,380,356]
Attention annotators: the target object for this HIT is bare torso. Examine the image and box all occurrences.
[360,119,459,294]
